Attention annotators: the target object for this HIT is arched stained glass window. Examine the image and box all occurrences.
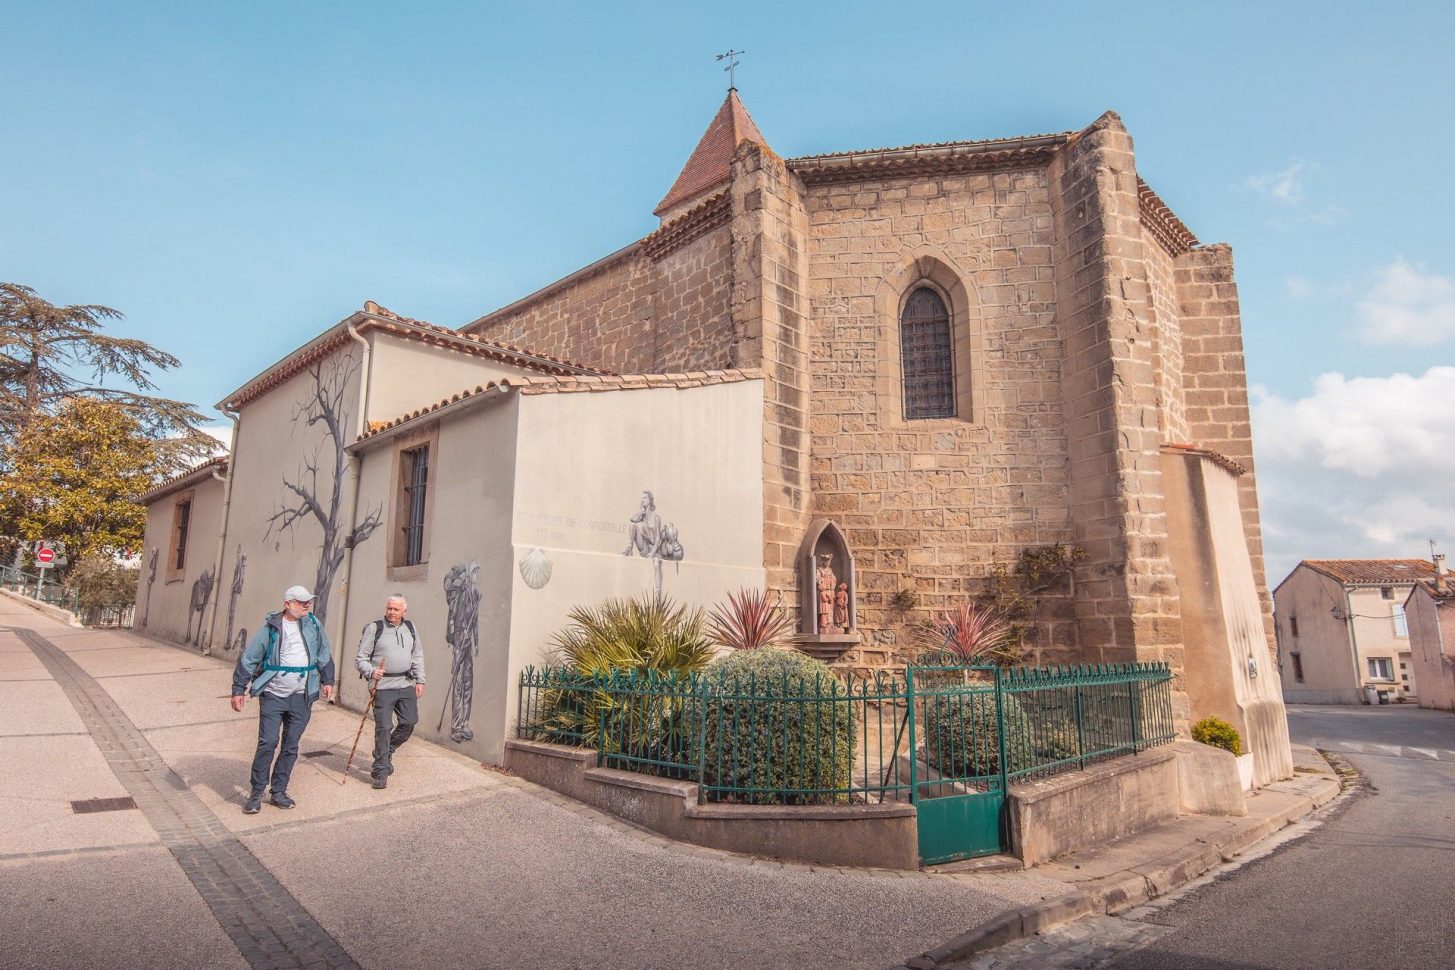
[900,286,955,419]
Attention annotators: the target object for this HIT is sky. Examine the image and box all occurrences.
[4,1,1452,585]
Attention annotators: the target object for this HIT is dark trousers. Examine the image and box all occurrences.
[250,691,313,795]
[372,686,418,777]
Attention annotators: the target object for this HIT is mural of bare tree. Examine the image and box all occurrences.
[141,547,158,627]
[224,544,246,652]
[185,569,213,646]
[439,560,480,742]
[264,355,381,622]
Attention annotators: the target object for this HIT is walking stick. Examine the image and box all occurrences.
[342,677,380,785]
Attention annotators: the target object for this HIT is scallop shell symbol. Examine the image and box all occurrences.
[518,548,553,589]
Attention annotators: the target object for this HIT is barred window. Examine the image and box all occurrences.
[900,287,955,419]
[401,445,429,567]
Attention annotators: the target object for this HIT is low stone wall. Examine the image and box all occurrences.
[510,738,1245,870]
[1007,747,1181,866]
[0,588,81,627]
[504,738,918,869]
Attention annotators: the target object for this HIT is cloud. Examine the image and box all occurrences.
[1239,159,1343,225]
[1243,163,1305,206]
[1253,367,1455,585]
[1355,258,1455,346]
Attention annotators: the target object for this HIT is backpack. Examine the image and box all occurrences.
[361,618,417,678]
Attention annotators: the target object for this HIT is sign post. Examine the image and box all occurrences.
[35,544,55,600]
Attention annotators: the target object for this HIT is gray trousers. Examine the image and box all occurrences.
[371,686,418,777]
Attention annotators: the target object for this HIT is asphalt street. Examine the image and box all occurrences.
[1053,704,1455,970]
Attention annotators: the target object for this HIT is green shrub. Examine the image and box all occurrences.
[697,649,854,804]
[922,692,1079,779]
[1191,716,1242,756]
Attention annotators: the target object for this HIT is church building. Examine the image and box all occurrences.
[138,90,1292,785]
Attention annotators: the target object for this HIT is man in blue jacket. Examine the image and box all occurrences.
[230,585,336,814]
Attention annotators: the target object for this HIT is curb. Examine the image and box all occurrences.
[892,771,1343,969]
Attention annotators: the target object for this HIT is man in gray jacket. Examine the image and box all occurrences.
[355,594,425,789]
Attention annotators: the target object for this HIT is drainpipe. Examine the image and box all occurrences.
[333,320,374,701]
[200,406,240,656]
[1343,587,1363,702]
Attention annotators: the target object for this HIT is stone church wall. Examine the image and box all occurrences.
[1176,244,1275,647]
[800,164,1077,663]
[466,223,735,375]
[1143,230,1189,443]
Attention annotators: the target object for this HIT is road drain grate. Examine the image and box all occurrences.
[72,796,139,814]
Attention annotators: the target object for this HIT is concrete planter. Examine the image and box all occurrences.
[1236,753,1256,791]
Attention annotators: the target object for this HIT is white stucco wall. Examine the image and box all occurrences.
[138,474,227,646]
[341,377,765,765]
[1274,567,1362,704]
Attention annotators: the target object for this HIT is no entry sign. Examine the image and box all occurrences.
[36,547,55,564]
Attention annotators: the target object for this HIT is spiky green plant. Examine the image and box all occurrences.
[536,594,713,754]
[707,587,795,651]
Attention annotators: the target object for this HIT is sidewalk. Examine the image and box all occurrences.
[1,593,1343,970]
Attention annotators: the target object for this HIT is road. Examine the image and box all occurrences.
[957,703,1455,969]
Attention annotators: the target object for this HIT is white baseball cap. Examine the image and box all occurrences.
[283,585,316,603]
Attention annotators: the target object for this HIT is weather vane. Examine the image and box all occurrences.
[716,49,745,90]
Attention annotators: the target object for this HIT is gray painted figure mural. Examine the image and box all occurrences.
[265,354,382,623]
[441,560,481,743]
[224,545,247,652]
[620,490,685,596]
[141,547,158,628]
[185,569,214,646]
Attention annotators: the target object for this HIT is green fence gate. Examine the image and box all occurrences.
[908,662,1008,864]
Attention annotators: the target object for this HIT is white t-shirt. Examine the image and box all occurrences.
[264,618,308,698]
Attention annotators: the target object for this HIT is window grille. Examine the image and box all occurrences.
[1291,652,1304,682]
[900,287,955,419]
[173,500,191,570]
[402,446,429,566]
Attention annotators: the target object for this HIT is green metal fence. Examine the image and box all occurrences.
[517,658,1175,806]
[0,564,79,612]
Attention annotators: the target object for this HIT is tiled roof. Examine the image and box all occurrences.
[1302,559,1436,586]
[136,456,228,505]
[655,90,770,216]
[354,368,764,446]
[1138,178,1200,256]
[1411,577,1455,602]
[221,303,610,409]
[1160,443,1245,476]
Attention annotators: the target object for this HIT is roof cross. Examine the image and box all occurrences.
[715,49,746,90]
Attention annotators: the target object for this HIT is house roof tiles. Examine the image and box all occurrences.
[353,368,764,447]
[1301,559,1436,586]
[136,456,229,505]
[655,90,770,216]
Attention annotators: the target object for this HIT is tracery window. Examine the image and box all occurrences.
[900,286,955,419]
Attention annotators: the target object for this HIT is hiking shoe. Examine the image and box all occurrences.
[371,775,388,790]
[243,792,263,814]
[269,791,296,809]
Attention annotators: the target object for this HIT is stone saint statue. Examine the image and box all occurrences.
[815,554,836,635]
[834,582,849,632]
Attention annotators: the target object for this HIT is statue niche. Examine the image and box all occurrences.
[796,519,857,644]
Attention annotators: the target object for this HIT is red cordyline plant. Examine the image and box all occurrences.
[925,603,1013,663]
[707,588,795,651]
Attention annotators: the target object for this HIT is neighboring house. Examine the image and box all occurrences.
[138,91,1292,783]
[1273,559,1436,705]
[1405,555,1455,712]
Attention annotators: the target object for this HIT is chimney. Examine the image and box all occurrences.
[1435,553,1448,595]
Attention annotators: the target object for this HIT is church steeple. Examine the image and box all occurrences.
[654,90,770,218]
